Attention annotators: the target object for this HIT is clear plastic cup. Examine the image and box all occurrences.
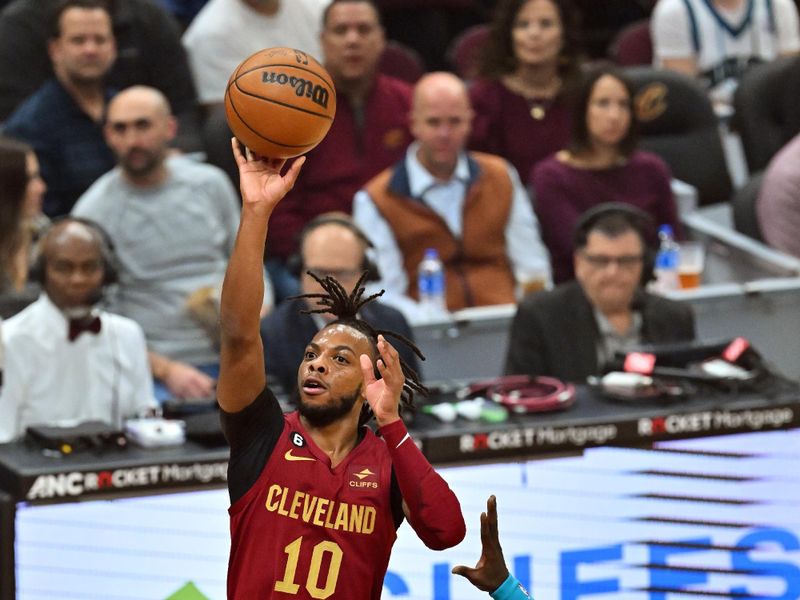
[677,241,705,289]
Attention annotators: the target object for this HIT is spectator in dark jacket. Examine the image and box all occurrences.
[505,203,694,382]
[0,0,200,150]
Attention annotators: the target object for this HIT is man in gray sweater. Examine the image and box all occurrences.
[74,85,272,402]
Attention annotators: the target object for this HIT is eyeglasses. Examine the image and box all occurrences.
[306,268,362,281]
[580,253,643,270]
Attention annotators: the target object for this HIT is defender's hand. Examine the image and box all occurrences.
[451,495,510,592]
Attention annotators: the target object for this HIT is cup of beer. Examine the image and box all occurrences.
[677,241,705,289]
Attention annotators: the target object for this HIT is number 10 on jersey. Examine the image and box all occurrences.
[274,536,343,599]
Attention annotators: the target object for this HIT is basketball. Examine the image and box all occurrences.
[224,47,337,159]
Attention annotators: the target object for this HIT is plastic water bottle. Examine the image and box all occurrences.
[652,224,680,292]
[417,248,447,315]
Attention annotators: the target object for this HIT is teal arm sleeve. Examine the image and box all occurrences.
[490,573,531,600]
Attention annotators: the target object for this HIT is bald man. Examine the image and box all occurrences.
[0,217,157,443]
[353,72,551,323]
[72,86,270,404]
[259,213,419,396]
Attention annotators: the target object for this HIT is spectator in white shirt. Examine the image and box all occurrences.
[651,0,800,104]
[182,0,330,106]
[0,217,156,443]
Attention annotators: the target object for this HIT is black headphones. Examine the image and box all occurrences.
[286,214,381,282]
[573,202,657,285]
[29,216,120,286]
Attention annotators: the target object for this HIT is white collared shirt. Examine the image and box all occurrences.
[405,144,473,237]
[0,294,157,443]
[353,143,551,323]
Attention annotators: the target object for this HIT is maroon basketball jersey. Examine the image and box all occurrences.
[227,412,397,599]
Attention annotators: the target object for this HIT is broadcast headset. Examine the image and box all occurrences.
[29,216,119,287]
[573,202,657,285]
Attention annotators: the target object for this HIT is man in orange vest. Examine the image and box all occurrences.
[353,71,550,323]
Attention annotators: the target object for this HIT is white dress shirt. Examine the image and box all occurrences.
[353,143,551,323]
[0,294,157,443]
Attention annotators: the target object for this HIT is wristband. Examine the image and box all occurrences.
[491,573,531,600]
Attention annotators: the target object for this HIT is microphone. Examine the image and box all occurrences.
[630,289,646,312]
[86,286,105,308]
[614,338,765,386]
[720,337,768,373]
[106,317,122,430]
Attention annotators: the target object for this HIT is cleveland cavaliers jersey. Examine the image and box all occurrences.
[227,411,397,599]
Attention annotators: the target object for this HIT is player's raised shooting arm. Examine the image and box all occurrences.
[218,140,304,413]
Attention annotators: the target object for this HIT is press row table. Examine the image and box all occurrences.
[2,383,799,599]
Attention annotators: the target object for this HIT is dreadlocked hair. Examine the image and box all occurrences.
[292,271,427,427]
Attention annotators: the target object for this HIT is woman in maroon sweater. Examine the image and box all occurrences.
[467,0,583,182]
[531,64,681,283]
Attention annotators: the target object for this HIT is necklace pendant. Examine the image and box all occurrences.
[530,105,545,120]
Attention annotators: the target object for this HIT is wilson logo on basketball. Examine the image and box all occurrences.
[261,72,331,109]
[349,468,378,489]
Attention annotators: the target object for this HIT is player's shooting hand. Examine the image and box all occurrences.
[231,138,304,216]
[359,335,403,427]
[452,495,510,593]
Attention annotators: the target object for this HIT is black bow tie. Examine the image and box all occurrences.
[68,316,102,342]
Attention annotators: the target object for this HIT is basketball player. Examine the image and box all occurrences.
[218,140,466,598]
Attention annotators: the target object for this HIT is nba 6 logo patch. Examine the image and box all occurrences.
[284,432,315,462]
[348,465,379,489]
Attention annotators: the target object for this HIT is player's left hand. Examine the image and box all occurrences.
[360,335,403,427]
[231,138,304,217]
